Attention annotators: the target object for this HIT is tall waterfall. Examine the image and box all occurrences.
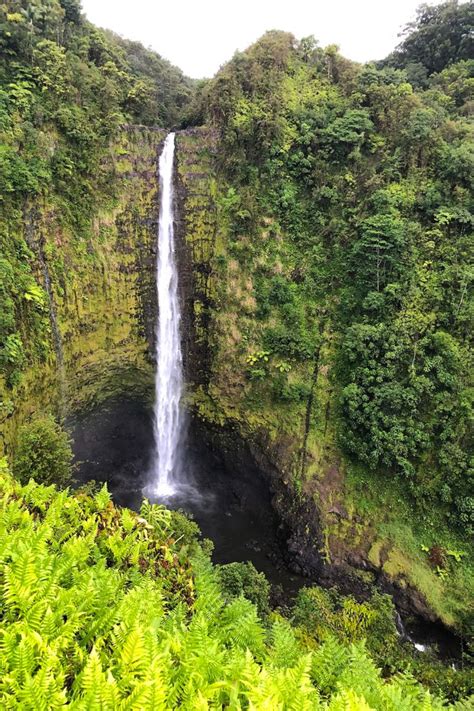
[149,132,184,497]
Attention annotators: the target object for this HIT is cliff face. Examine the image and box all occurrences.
[175,128,219,386]
[176,128,322,470]
[0,122,470,630]
[175,128,472,631]
[0,126,164,456]
[177,129,346,578]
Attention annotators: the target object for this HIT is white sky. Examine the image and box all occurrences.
[80,0,441,79]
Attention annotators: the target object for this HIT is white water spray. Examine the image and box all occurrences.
[148,133,184,497]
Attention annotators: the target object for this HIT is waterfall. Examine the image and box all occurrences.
[148,133,184,497]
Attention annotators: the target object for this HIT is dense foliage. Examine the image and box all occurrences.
[12,414,73,486]
[217,561,271,617]
[102,30,195,127]
[202,9,473,536]
[2,471,471,709]
[0,0,192,390]
[383,1,474,83]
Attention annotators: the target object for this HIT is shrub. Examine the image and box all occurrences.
[13,415,73,487]
[217,560,271,617]
[293,585,400,659]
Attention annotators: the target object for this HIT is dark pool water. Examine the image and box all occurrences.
[70,399,306,599]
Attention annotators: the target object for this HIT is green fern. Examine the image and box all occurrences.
[268,617,301,669]
[0,469,465,710]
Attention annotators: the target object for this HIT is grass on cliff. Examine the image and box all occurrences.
[344,464,474,632]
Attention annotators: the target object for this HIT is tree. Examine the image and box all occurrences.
[385,1,474,77]
[350,214,406,293]
[59,0,82,25]
[217,561,271,617]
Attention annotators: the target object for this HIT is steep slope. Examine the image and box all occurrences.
[177,30,473,630]
[0,2,193,453]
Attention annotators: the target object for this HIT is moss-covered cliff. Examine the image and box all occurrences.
[0,2,190,455]
[0,125,164,456]
[174,44,473,632]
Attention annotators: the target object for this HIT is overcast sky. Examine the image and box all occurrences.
[80,0,441,79]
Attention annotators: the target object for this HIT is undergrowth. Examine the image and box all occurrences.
[1,467,471,709]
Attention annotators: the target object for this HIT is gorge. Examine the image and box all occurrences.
[0,1,472,707]
[67,128,465,662]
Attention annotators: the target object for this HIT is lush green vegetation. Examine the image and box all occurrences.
[0,0,192,391]
[383,1,474,83]
[1,470,472,708]
[217,561,272,618]
[0,1,472,704]
[200,3,473,539]
[13,414,73,487]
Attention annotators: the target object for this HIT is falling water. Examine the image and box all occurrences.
[148,133,184,497]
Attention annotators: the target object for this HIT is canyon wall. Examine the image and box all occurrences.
[175,129,471,631]
[0,126,164,456]
[0,124,469,631]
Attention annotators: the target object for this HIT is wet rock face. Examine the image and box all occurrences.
[175,128,219,386]
[188,418,449,627]
[70,398,154,497]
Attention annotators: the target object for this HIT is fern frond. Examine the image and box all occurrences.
[268,617,301,669]
[220,597,265,657]
[327,688,374,710]
[119,627,147,677]
[311,635,350,695]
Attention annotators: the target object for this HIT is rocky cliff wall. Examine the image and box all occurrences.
[0,126,165,456]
